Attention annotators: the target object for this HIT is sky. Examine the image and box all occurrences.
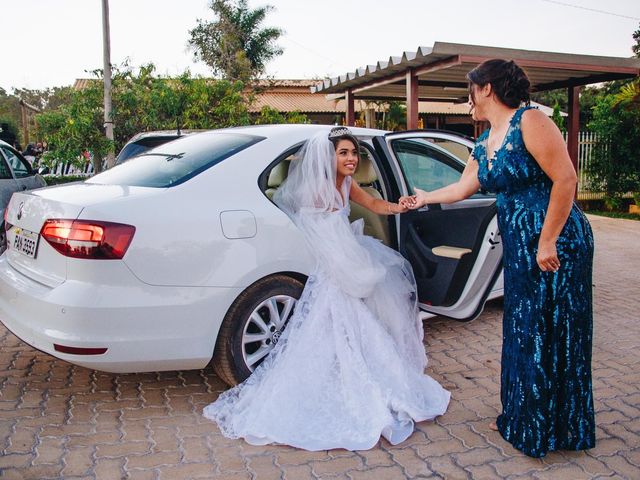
[2,0,639,92]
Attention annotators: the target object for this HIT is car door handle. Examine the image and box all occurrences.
[21,185,27,190]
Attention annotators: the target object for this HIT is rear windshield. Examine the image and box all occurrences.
[115,137,178,164]
[89,132,263,188]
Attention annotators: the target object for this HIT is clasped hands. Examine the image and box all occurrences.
[396,188,428,212]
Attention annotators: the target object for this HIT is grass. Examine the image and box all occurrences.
[42,175,90,186]
[586,211,640,221]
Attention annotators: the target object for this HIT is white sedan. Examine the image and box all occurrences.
[0,124,503,386]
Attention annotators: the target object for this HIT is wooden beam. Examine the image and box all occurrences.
[414,55,462,77]
[459,55,640,75]
[345,89,355,126]
[352,55,461,95]
[386,79,468,88]
[352,72,409,95]
[567,86,580,181]
[417,80,468,88]
[406,70,419,130]
[533,72,636,92]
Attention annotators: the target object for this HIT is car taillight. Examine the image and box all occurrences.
[40,219,135,260]
[3,207,11,230]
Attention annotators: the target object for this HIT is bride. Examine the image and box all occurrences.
[203,127,450,451]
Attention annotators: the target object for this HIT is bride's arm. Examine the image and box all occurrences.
[349,181,407,215]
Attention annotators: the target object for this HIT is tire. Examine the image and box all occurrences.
[211,274,305,387]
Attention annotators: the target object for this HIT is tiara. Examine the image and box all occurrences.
[328,127,353,139]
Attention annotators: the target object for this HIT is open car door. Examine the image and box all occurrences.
[374,131,502,321]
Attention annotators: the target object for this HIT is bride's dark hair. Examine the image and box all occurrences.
[467,59,531,108]
[328,127,360,160]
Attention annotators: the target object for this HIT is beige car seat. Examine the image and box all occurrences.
[349,153,391,246]
[265,153,391,246]
[265,160,289,200]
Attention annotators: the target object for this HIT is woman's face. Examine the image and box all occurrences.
[468,83,490,121]
[335,139,359,178]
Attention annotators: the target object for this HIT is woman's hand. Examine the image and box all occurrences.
[389,201,408,214]
[537,240,560,272]
[406,188,429,209]
[398,196,415,210]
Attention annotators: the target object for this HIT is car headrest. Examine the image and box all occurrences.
[353,153,378,185]
[267,160,289,188]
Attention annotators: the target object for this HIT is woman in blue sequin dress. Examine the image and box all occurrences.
[407,59,595,458]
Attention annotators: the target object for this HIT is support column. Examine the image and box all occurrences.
[20,101,28,146]
[406,70,418,130]
[345,89,355,126]
[567,86,580,173]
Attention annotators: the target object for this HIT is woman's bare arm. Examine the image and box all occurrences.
[349,181,407,215]
[409,157,481,208]
[521,108,577,272]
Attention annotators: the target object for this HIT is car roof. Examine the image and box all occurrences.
[215,123,388,141]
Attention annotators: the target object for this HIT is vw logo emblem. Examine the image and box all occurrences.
[17,202,24,221]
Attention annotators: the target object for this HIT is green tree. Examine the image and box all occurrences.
[378,102,406,131]
[531,87,605,127]
[0,88,21,145]
[0,117,19,146]
[12,86,73,112]
[110,64,252,147]
[35,63,254,173]
[36,82,112,174]
[253,106,308,124]
[0,86,75,148]
[551,101,565,133]
[188,0,283,82]
[585,23,640,202]
[587,90,640,199]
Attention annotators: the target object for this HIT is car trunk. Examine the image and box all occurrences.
[4,183,155,288]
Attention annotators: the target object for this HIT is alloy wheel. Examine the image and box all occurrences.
[241,295,296,371]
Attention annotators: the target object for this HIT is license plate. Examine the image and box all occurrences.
[12,227,40,259]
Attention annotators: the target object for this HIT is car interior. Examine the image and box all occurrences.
[390,138,497,308]
[263,147,393,247]
[261,139,497,311]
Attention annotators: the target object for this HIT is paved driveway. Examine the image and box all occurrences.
[0,214,638,480]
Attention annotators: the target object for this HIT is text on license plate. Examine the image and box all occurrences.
[12,227,39,259]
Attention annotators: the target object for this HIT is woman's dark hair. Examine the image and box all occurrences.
[328,127,360,158]
[467,59,531,108]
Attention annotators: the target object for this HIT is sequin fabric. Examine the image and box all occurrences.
[473,106,595,458]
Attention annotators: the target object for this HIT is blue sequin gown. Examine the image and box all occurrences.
[474,106,595,458]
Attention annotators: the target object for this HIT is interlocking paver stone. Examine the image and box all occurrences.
[0,214,638,479]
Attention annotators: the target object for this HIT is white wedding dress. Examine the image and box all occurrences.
[203,132,450,451]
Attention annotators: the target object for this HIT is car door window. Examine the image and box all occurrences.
[424,138,472,163]
[391,139,462,193]
[1,147,33,178]
[0,153,12,180]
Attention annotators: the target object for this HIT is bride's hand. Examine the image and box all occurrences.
[398,196,415,210]
[390,201,408,214]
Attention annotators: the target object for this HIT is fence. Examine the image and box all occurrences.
[45,160,94,176]
[571,131,602,200]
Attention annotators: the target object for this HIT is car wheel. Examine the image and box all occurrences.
[212,274,304,387]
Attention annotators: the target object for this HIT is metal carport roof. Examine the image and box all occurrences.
[311,41,640,102]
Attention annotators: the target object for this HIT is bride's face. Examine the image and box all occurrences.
[335,139,359,177]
